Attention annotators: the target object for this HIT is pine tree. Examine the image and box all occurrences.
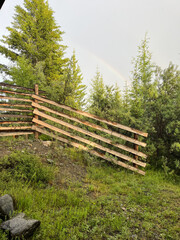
[0,0,67,92]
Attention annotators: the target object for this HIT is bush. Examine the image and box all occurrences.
[0,151,53,185]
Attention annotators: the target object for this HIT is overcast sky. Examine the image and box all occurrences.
[0,0,180,91]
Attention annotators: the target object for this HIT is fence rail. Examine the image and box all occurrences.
[0,82,148,175]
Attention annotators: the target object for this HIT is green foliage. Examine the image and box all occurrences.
[87,35,180,175]
[88,70,123,121]
[88,70,105,117]
[0,150,53,185]
[9,55,46,88]
[0,0,67,85]
[50,51,86,108]
[130,34,156,129]
[149,63,180,174]
[0,147,179,239]
[0,0,86,109]
[127,35,180,175]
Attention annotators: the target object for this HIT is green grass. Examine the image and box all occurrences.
[0,147,179,240]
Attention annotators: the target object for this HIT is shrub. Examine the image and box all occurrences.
[0,151,53,185]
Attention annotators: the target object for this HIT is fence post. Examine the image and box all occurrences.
[34,84,39,140]
[134,133,138,168]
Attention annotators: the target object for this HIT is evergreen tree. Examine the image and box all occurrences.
[88,70,106,117]
[151,63,180,174]
[88,69,123,121]
[121,81,133,127]
[103,84,123,122]
[130,34,155,129]
[130,36,180,174]
[55,51,86,109]
[0,0,67,92]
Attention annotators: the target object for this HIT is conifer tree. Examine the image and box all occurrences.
[88,70,123,121]
[121,81,133,126]
[103,84,123,122]
[130,36,180,174]
[151,63,180,174]
[88,69,106,117]
[0,0,67,92]
[56,51,86,109]
[130,34,155,129]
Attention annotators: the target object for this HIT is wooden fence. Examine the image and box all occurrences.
[0,83,148,175]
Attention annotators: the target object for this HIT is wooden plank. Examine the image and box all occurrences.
[90,149,145,175]
[32,117,146,168]
[32,102,146,147]
[0,121,31,125]
[32,126,145,175]
[134,134,139,168]
[0,82,46,93]
[0,95,32,102]
[0,126,32,130]
[0,114,32,119]
[0,89,31,96]
[32,94,148,137]
[0,107,32,113]
[34,84,39,139]
[0,131,34,137]
[0,103,32,108]
[33,108,147,158]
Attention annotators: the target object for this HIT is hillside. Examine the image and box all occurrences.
[0,139,179,240]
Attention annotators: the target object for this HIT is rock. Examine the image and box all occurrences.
[0,213,41,238]
[0,194,14,219]
[43,141,52,147]
[121,207,127,211]
[47,159,54,164]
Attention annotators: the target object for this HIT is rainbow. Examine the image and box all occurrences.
[88,50,128,84]
[68,40,128,86]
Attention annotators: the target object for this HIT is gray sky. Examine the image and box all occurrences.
[0,0,180,90]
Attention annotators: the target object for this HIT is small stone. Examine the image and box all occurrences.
[47,159,54,164]
[43,141,52,147]
[0,213,41,238]
[121,207,127,211]
[0,194,14,218]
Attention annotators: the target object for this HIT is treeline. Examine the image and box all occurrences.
[88,37,180,175]
[0,0,179,175]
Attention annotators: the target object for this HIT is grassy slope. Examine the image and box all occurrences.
[0,140,179,240]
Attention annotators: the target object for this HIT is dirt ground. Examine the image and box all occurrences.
[0,139,87,187]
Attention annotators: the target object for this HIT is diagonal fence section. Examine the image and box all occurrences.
[0,82,148,175]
